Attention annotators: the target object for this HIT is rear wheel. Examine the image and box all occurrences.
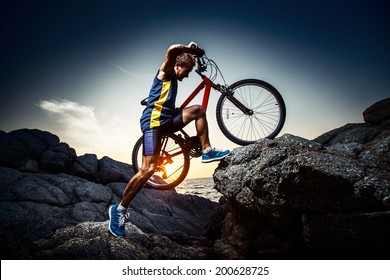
[132,134,190,190]
[216,79,286,145]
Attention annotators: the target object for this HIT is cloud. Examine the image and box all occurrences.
[38,99,99,131]
[116,65,142,80]
[37,99,131,162]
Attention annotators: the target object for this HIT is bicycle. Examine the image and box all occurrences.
[132,47,286,190]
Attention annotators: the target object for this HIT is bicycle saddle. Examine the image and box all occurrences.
[141,97,148,106]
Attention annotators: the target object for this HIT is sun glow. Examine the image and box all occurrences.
[163,163,176,178]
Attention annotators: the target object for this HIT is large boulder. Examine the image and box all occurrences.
[213,123,390,259]
[0,130,32,169]
[9,128,60,159]
[69,153,99,181]
[40,143,77,173]
[0,129,59,170]
[97,156,134,184]
[363,98,390,125]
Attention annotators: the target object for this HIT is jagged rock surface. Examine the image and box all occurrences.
[0,167,217,259]
[214,122,390,259]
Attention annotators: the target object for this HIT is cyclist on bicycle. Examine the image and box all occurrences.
[109,42,230,237]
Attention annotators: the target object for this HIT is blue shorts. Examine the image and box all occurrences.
[143,110,184,156]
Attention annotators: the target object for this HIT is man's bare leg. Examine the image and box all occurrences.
[108,154,159,237]
[182,105,211,150]
[182,104,231,163]
[120,154,159,209]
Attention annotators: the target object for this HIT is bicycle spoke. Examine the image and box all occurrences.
[133,135,190,189]
[217,80,285,144]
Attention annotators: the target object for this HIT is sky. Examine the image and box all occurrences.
[1,0,389,179]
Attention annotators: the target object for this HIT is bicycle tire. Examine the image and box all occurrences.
[216,79,286,145]
[132,134,190,190]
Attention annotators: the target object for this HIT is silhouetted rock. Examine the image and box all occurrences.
[40,143,77,173]
[0,128,135,184]
[97,156,134,184]
[69,153,98,181]
[363,98,390,125]
[9,128,60,159]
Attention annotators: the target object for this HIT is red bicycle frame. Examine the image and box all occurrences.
[179,72,251,115]
[179,75,217,112]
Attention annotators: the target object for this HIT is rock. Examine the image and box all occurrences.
[0,129,135,185]
[0,167,218,259]
[126,186,217,236]
[0,131,34,169]
[34,221,214,260]
[0,129,60,171]
[40,142,77,173]
[204,203,228,241]
[97,156,134,184]
[69,153,98,181]
[313,123,386,145]
[303,211,390,258]
[9,128,60,159]
[363,98,390,125]
[214,123,390,259]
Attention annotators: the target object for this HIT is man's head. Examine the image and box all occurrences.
[175,53,195,81]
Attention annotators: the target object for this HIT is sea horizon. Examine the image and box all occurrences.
[176,177,221,203]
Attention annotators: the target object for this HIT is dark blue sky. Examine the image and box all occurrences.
[2,0,388,86]
[1,0,389,176]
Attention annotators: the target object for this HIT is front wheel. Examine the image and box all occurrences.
[132,134,190,190]
[216,79,286,145]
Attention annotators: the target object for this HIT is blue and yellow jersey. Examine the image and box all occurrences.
[140,72,178,132]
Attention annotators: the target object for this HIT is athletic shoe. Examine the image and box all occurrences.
[202,148,231,163]
[108,203,126,237]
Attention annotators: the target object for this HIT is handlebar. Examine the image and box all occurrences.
[190,44,205,57]
[190,44,207,73]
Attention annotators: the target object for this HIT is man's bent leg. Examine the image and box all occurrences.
[182,105,211,150]
[182,105,230,163]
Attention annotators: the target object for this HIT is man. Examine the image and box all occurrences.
[109,42,230,237]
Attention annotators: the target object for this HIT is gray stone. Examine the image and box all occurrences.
[40,143,77,173]
[363,98,390,125]
[97,156,134,184]
[0,130,31,169]
[303,211,390,258]
[69,153,98,181]
[214,122,390,258]
[9,128,59,159]
[0,167,218,259]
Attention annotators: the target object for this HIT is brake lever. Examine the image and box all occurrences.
[197,57,207,73]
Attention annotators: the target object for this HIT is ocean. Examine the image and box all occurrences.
[176,177,222,202]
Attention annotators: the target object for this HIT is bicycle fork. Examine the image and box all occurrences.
[219,85,254,116]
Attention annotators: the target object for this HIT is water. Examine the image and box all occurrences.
[176,177,222,202]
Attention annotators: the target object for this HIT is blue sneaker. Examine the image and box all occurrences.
[202,148,231,163]
[108,203,126,237]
